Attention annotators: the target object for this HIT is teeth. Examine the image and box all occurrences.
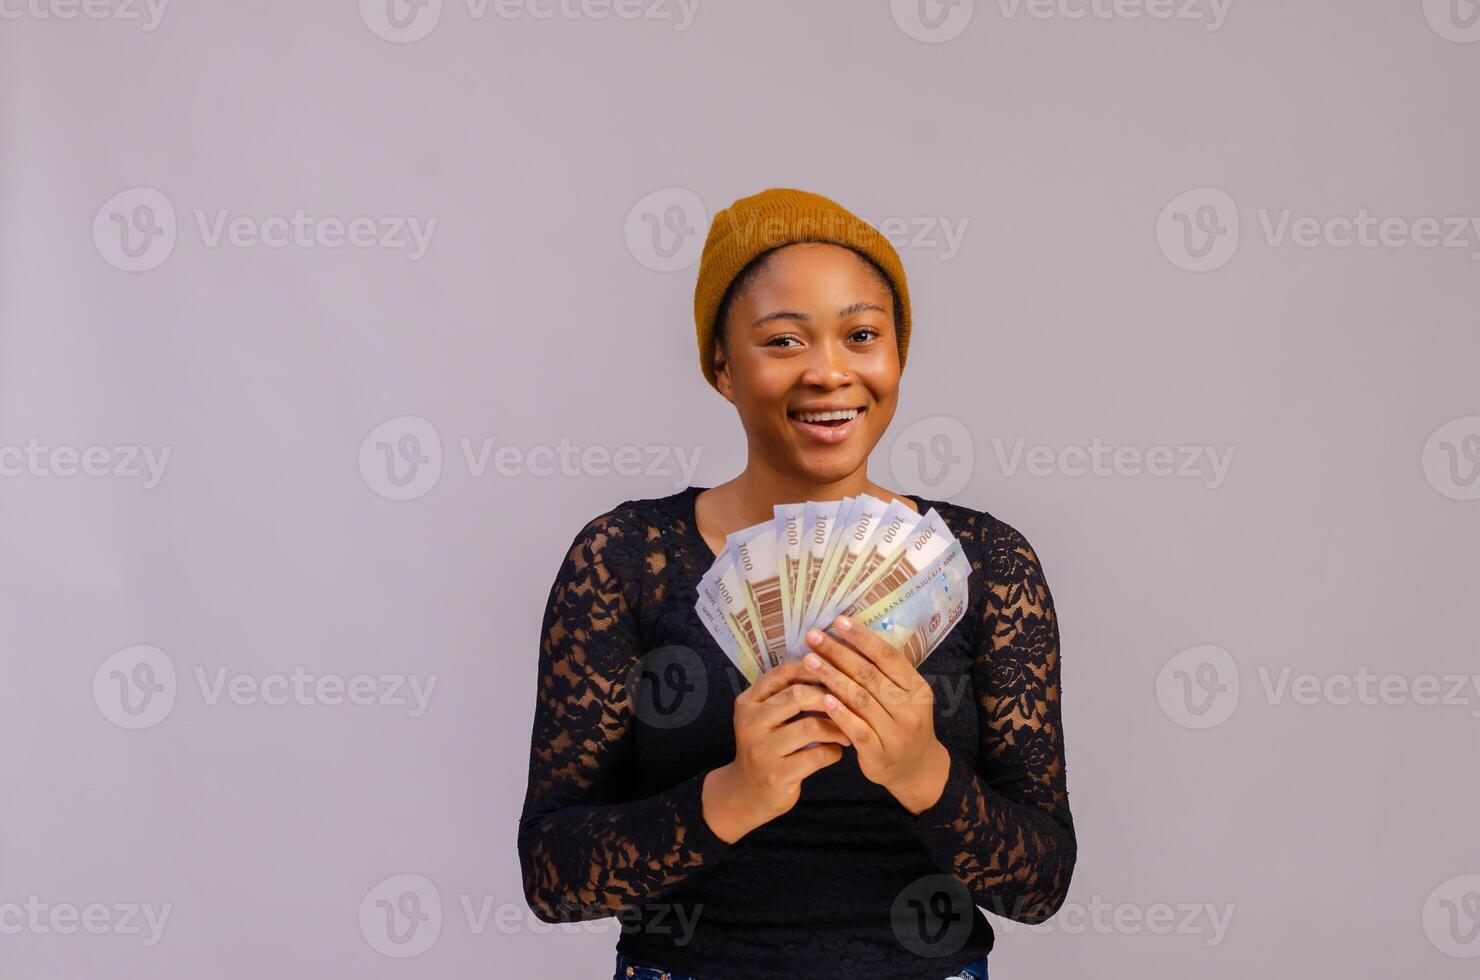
[794,408,861,423]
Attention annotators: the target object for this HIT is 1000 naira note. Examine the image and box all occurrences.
[695,493,973,681]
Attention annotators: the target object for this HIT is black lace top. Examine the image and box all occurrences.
[516,485,1076,980]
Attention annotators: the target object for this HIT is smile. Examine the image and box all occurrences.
[788,406,865,444]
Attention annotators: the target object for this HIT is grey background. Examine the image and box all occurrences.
[2,1,1478,977]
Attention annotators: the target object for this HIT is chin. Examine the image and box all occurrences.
[792,452,868,483]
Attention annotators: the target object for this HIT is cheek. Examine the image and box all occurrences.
[733,354,797,403]
[862,367,901,406]
[730,366,795,428]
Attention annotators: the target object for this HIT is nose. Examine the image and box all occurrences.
[801,338,852,388]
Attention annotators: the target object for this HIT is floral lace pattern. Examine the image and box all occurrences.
[903,511,1076,924]
[517,504,732,918]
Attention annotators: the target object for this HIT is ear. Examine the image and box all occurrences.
[712,338,736,404]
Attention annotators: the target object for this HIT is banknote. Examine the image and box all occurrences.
[832,538,972,668]
[785,498,843,653]
[694,494,972,682]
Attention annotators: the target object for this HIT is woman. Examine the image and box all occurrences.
[517,188,1076,980]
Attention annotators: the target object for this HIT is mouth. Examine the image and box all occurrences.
[787,406,866,445]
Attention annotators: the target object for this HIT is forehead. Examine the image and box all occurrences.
[741,242,889,300]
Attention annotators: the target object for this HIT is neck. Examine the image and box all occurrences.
[727,455,873,524]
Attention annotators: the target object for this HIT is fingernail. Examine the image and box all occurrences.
[807,629,823,645]
[836,616,852,631]
[824,694,839,708]
[805,653,822,669]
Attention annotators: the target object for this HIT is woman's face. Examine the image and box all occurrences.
[712,242,902,485]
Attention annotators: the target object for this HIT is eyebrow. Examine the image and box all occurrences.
[751,301,887,329]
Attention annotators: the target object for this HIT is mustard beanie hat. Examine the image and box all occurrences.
[693,187,912,392]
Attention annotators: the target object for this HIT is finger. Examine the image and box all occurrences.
[777,742,844,784]
[815,687,884,755]
[770,713,852,755]
[740,659,809,706]
[826,614,925,693]
[750,681,828,728]
[803,629,907,722]
[758,678,825,711]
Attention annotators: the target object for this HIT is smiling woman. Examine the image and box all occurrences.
[517,187,1075,980]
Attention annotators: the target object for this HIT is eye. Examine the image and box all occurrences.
[766,335,800,348]
[849,327,880,343]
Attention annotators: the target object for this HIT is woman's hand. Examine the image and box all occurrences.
[798,615,952,815]
[701,659,852,844]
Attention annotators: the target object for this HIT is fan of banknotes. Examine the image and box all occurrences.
[694,493,973,684]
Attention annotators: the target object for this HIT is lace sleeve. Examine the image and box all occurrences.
[517,507,734,922]
[903,518,1077,923]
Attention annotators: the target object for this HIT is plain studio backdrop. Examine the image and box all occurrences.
[2,1,1477,977]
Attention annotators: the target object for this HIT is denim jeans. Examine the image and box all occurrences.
[612,951,988,979]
